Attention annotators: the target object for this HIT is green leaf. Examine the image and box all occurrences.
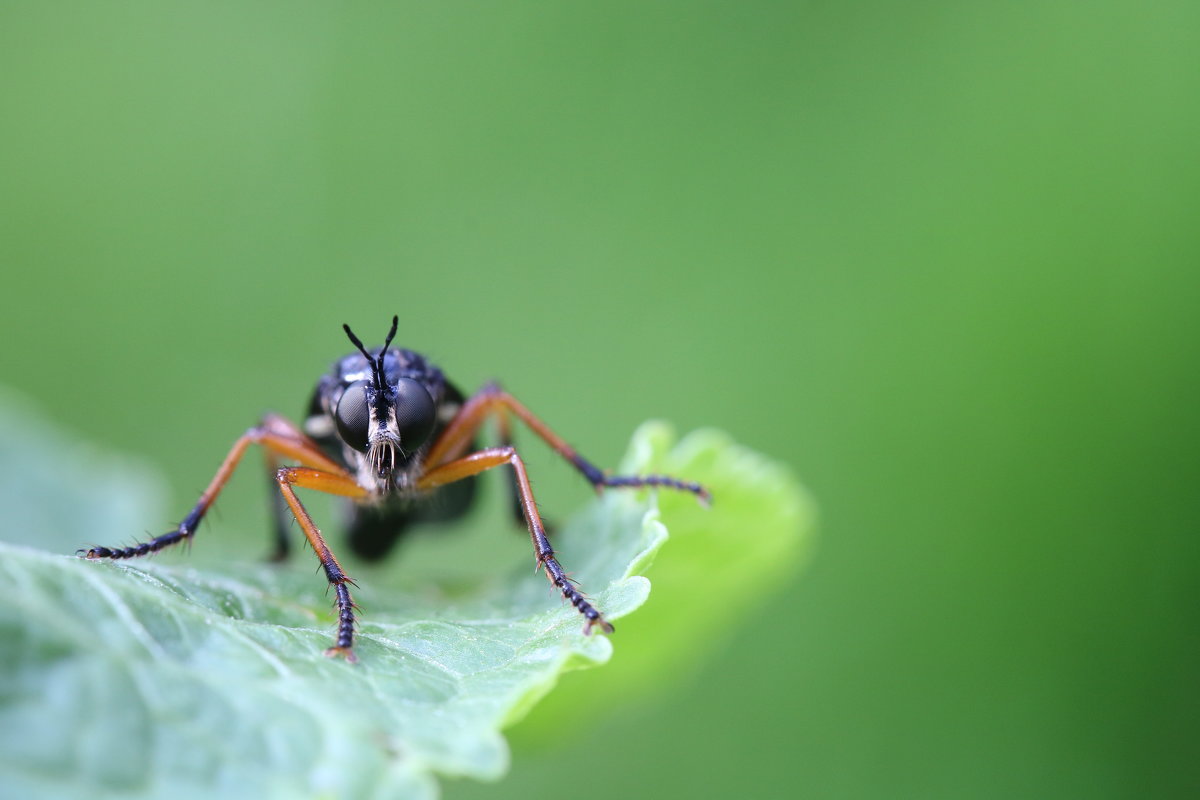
[0,391,813,798]
[510,423,816,739]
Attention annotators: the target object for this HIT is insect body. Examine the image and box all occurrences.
[82,317,709,661]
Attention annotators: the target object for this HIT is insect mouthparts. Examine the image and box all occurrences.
[368,434,401,479]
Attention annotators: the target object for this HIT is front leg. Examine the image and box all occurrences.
[417,446,613,634]
[274,467,369,661]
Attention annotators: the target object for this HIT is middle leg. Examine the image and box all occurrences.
[83,414,352,562]
[424,382,711,503]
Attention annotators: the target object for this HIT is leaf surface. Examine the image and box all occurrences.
[0,392,813,798]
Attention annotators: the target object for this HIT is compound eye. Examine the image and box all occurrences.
[334,380,371,452]
[394,378,437,448]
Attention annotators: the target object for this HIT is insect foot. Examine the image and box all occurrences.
[324,645,358,664]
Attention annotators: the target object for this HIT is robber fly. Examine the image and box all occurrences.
[81,316,709,662]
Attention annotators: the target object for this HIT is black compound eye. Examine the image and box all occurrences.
[394,378,436,448]
[334,381,371,452]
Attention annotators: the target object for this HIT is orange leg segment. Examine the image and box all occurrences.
[260,413,339,560]
[276,467,368,660]
[425,383,710,504]
[82,414,352,561]
[419,446,613,634]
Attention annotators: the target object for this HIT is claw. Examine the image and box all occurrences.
[323,645,358,663]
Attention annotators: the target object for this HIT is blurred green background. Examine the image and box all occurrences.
[2,2,1197,798]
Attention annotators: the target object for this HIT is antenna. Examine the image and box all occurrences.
[342,315,399,392]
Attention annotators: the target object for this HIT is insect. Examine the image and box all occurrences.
[81,316,709,661]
